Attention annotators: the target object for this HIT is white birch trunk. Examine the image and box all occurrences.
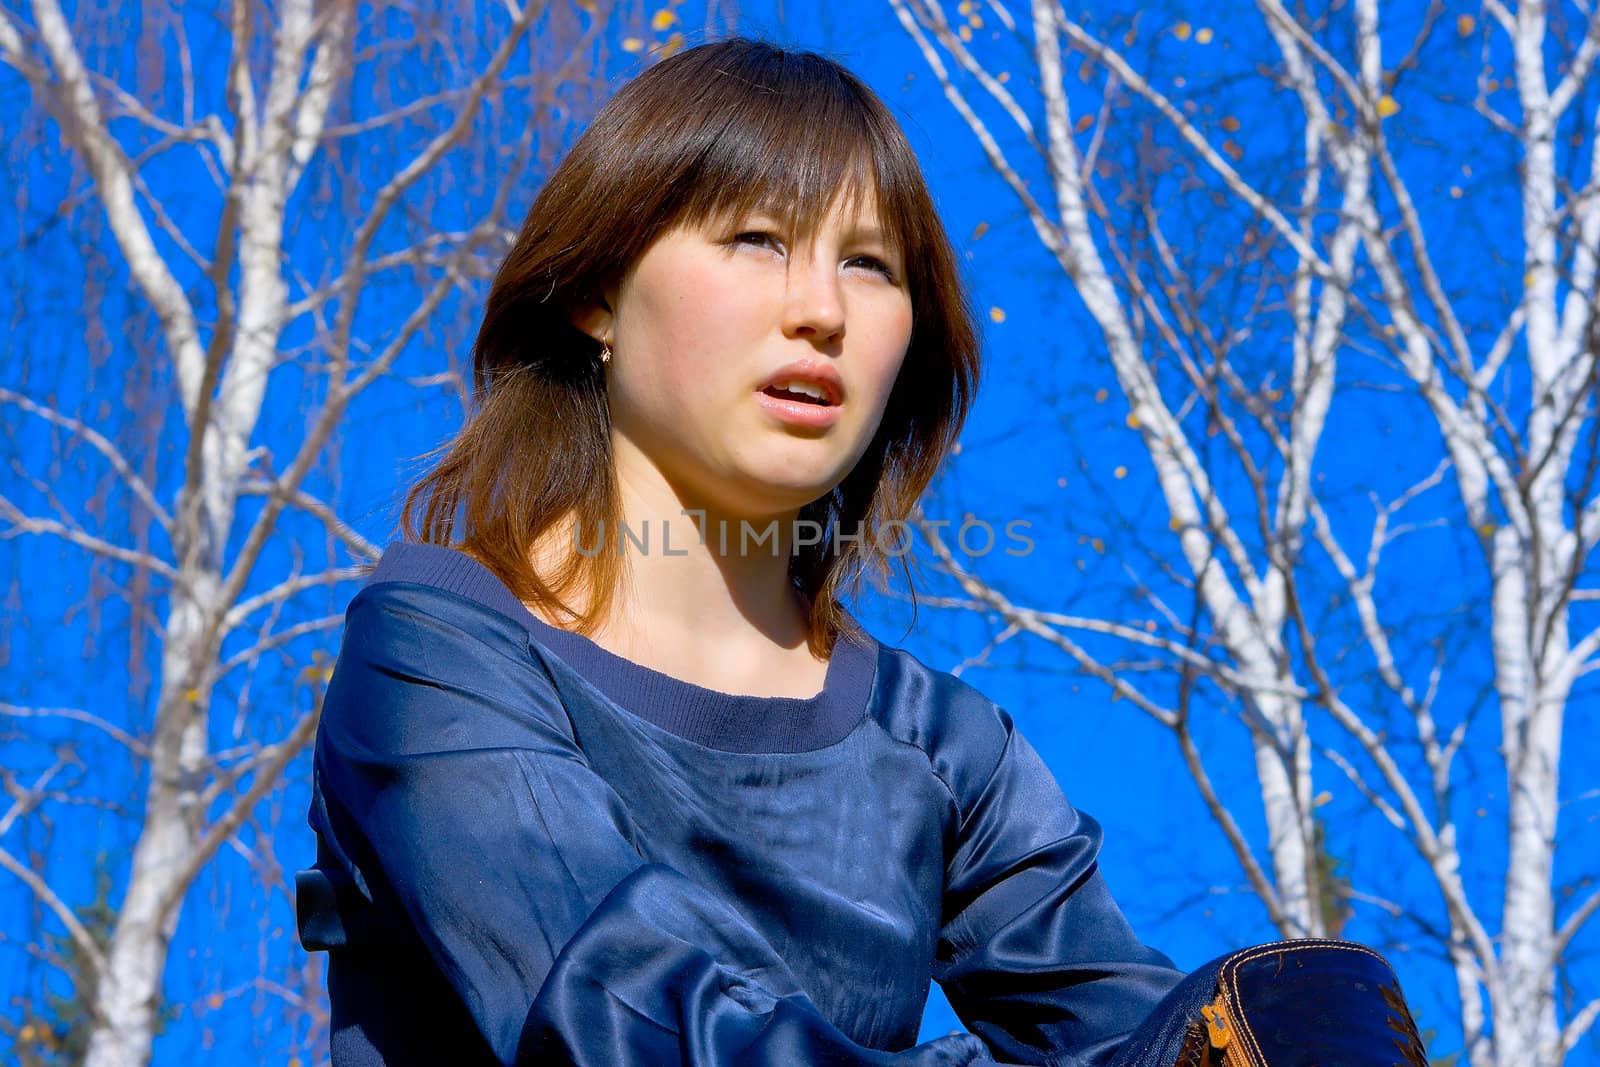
[87,595,215,1067]
[79,0,325,1054]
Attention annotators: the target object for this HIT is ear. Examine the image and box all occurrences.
[571,291,616,346]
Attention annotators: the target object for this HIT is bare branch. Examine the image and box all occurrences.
[1175,712,1293,935]
[898,0,1042,152]
[917,517,1180,727]
[0,7,43,80]
[948,622,1020,678]
[0,759,108,977]
[236,480,380,563]
[1570,624,1600,679]
[156,707,321,918]
[283,231,483,320]
[1321,747,1405,832]
[284,2,354,193]
[0,703,151,760]
[0,759,66,838]
[22,0,210,417]
[1560,995,1600,1060]
[1053,9,1332,275]
[1298,642,1497,980]
[90,66,229,164]
[887,0,1071,269]
[1549,9,1600,119]
[212,615,344,681]
[1555,882,1600,958]
[0,843,109,977]
[1557,100,1600,359]
[1483,0,1514,36]
[0,387,173,530]
[124,162,212,273]
[324,0,546,375]
[223,567,369,631]
[0,496,178,577]
[215,231,489,650]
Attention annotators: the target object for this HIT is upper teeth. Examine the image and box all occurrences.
[774,380,827,401]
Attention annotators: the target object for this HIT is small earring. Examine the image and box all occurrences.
[599,340,612,365]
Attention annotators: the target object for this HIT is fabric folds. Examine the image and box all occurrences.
[932,731,1185,1065]
[298,547,1186,1065]
[521,864,991,1065]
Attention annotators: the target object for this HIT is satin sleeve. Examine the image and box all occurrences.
[931,715,1184,1067]
[308,583,993,1066]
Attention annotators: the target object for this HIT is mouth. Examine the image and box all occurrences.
[760,382,837,408]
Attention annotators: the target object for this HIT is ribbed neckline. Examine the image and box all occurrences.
[366,541,877,753]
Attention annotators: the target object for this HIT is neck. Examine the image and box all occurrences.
[537,448,823,665]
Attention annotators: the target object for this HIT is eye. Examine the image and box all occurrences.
[846,254,897,281]
[731,230,783,253]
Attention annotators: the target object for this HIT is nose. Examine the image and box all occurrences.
[780,254,845,344]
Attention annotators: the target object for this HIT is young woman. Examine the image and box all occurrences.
[296,38,1426,1066]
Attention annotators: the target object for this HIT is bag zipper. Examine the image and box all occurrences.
[1200,993,1236,1062]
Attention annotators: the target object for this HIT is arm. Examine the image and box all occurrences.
[307,582,991,1066]
[933,715,1184,1067]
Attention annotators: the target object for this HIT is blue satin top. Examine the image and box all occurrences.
[297,542,1183,1065]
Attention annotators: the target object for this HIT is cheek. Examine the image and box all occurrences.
[625,259,766,385]
[626,263,699,354]
[862,304,914,405]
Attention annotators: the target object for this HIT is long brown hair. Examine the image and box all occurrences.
[403,38,980,655]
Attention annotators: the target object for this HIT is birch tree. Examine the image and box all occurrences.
[0,1,617,1062]
[891,1,1600,1063]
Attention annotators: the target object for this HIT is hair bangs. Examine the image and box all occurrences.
[645,50,917,259]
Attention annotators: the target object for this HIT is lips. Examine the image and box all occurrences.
[754,390,841,430]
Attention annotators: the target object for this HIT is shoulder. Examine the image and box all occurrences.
[358,541,534,625]
[324,542,569,754]
[865,638,1021,817]
[343,540,562,656]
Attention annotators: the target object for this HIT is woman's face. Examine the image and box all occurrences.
[594,193,913,519]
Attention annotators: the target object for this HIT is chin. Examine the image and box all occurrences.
[728,448,857,504]
[761,478,843,512]
[726,469,845,514]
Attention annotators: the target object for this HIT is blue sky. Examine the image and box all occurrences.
[2,0,1597,1061]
